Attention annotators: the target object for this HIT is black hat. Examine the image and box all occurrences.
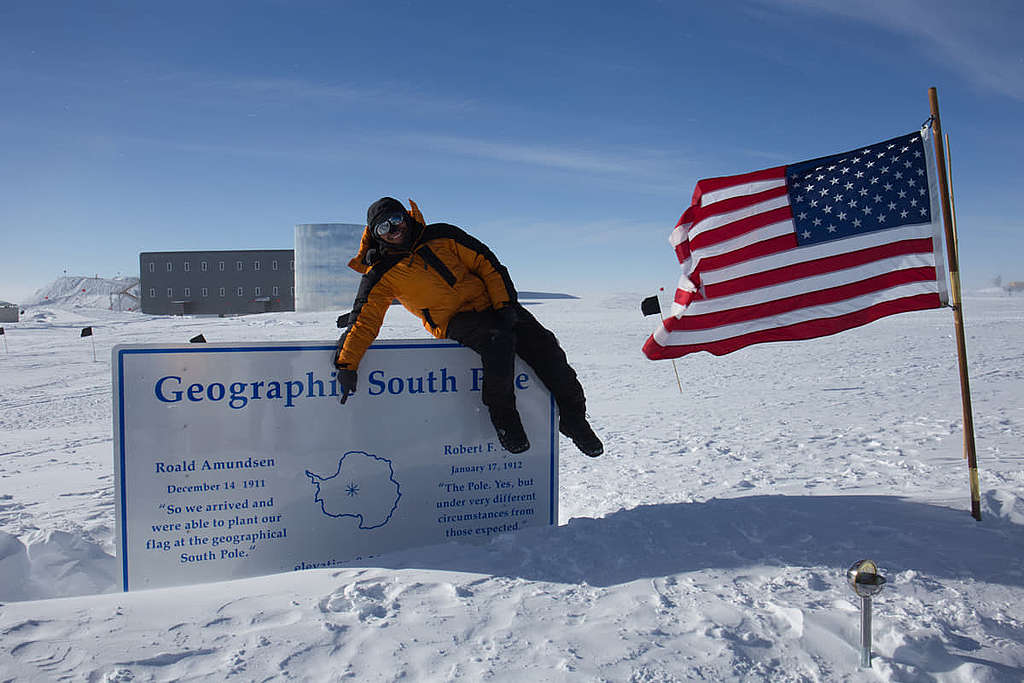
[367,197,406,230]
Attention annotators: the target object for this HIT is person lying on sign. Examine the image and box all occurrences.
[333,197,602,457]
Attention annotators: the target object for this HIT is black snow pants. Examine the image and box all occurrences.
[445,303,586,429]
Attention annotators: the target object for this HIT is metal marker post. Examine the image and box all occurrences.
[859,595,873,668]
[81,326,96,362]
[640,293,683,394]
[847,559,887,668]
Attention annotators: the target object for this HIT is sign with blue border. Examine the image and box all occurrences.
[112,339,558,591]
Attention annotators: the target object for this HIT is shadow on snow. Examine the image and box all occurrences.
[345,494,1024,589]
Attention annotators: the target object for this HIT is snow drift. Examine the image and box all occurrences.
[1,294,1022,681]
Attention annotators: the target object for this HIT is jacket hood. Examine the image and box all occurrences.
[366,197,406,229]
[348,198,425,274]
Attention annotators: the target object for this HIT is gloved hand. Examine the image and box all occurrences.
[496,305,518,331]
[336,368,358,404]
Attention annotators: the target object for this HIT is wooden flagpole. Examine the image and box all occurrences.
[944,134,961,268]
[944,133,967,461]
[928,86,981,521]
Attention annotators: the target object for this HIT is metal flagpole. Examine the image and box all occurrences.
[928,86,982,521]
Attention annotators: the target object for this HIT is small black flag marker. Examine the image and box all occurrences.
[80,326,93,337]
[189,334,207,343]
[640,296,662,317]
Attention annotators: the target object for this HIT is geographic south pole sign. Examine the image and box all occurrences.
[112,339,557,591]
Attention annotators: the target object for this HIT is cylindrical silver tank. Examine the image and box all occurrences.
[294,223,365,312]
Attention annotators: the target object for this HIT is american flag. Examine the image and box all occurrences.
[643,129,949,360]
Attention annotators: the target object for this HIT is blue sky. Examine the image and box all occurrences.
[2,0,1023,303]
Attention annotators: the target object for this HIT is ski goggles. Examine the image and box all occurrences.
[373,214,405,237]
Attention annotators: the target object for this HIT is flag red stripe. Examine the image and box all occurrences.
[691,166,786,205]
[703,237,936,299]
[643,293,942,359]
[675,202,792,263]
[673,288,697,308]
[697,233,798,274]
[690,203,793,252]
[689,185,790,233]
[674,240,689,263]
[665,266,937,331]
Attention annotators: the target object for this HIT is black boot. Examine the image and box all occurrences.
[492,411,530,454]
[559,414,603,457]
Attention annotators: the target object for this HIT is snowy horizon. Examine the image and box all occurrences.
[5,273,1018,311]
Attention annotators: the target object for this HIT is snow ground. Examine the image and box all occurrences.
[1,293,1023,681]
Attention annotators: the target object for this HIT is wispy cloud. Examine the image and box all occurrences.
[195,75,481,115]
[478,216,681,251]
[756,0,1024,101]
[404,134,694,195]
[409,135,644,174]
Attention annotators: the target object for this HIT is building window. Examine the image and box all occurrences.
[218,261,225,271]
[201,287,208,297]
[236,286,244,297]
[290,260,295,271]
[166,262,173,272]
[254,286,261,296]
[254,261,261,271]
[236,260,243,271]
[272,286,279,296]
[149,288,156,298]
[272,260,279,271]
[183,287,191,297]
[219,287,226,297]
[201,261,208,272]
[148,262,155,273]
[184,261,191,272]
[167,288,173,297]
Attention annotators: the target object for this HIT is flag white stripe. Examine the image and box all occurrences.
[700,177,787,207]
[685,193,791,245]
[670,192,790,247]
[920,126,950,305]
[683,251,938,315]
[687,218,795,269]
[697,223,936,287]
[669,222,691,247]
[654,280,938,347]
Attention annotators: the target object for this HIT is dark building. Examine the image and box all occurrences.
[0,301,18,323]
[140,250,295,315]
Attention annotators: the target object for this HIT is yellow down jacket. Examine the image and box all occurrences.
[335,202,517,370]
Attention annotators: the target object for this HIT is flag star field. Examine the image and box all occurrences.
[788,132,932,246]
